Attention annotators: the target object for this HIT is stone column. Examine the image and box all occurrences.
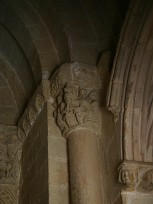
[50,62,103,204]
[67,129,102,204]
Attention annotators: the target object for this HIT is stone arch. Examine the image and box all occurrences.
[4,0,64,78]
[0,0,130,82]
[0,1,133,203]
[0,0,43,83]
[0,58,26,125]
[0,20,37,125]
[10,0,129,68]
[107,0,153,163]
[107,1,153,203]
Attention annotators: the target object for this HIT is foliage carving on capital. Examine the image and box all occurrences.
[50,62,102,137]
[53,82,100,137]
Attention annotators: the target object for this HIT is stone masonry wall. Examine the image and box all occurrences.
[19,104,49,204]
[100,109,122,204]
[47,102,69,204]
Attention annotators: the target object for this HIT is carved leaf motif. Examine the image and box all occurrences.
[18,128,26,143]
[22,119,31,136]
[27,107,37,125]
[53,82,99,137]
[51,75,63,97]
[35,93,44,111]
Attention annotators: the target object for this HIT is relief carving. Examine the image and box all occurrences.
[0,129,21,204]
[0,131,21,185]
[119,162,138,191]
[138,169,153,193]
[53,82,100,137]
[18,127,26,143]
[34,91,45,112]
[21,118,31,137]
[50,75,63,98]
[27,107,37,125]
[119,161,153,194]
[50,62,102,138]
[0,147,11,182]
[0,186,17,203]
[18,85,46,143]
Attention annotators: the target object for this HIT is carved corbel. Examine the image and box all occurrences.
[118,161,153,194]
[118,161,139,191]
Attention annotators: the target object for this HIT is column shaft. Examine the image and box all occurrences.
[68,129,102,204]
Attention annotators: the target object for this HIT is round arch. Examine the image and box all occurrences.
[107,0,153,162]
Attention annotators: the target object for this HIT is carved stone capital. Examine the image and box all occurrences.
[50,62,102,138]
[118,161,153,194]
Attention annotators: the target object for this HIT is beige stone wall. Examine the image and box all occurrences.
[100,108,122,204]
[17,78,122,204]
[19,104,49,204]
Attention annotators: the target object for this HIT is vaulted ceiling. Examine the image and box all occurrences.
[0,0,130,125]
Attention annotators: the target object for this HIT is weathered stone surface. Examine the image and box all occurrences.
[18,82,46,143]
[107,0,153,203]
[0,0,147,203]
[119,161,153,204]
[47,102,69,204]
[50,62,103,204]
[19,105,49,204]
[0,125,21,204]
[119,161,153,193]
